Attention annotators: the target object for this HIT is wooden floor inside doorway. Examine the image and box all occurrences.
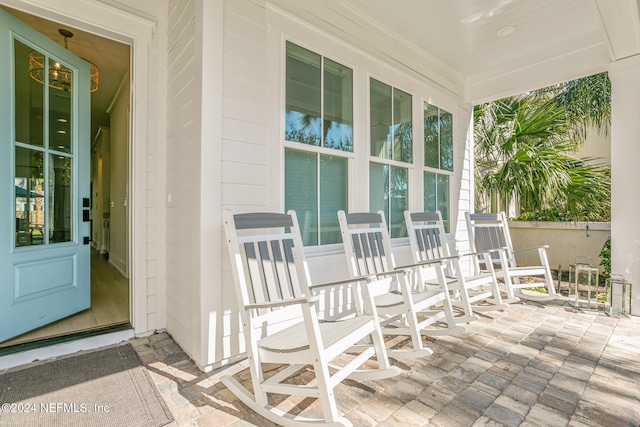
[0,249,130,348]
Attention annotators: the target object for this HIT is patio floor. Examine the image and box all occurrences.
[134,299,640,427]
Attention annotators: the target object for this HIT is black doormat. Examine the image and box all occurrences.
[0,344,173,427]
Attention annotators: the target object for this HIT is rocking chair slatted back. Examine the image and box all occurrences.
[465,211,558,301]
[339,211,394,277]
[465,212,512,264]
[229,212,308,313]
[405,211,450,261]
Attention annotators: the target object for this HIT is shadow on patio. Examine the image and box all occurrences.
[134,300,640,427]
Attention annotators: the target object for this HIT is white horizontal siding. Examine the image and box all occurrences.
[223,96,268,125]
[222,161,268,185]
[165,0,200,360]
[218,0,270,363]
[202,0,474,369]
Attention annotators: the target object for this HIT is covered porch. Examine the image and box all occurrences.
[135,300,640,426]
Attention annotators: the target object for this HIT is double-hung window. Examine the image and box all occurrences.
[424,102,453,230]
[284,42,353,245]
[369,78,412,238]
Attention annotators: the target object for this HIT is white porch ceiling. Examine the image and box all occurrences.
[344,0,604,78]
[3,0,640,111]
[282,0,640,103]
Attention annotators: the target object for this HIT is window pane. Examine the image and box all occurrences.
[369,162,389,222]
[440,110,453,171]
[424,172,450,232]
[15,40,44,147]
[370,79,392,159]
[370,163,407,238]
[389,166,408,238]
[15,147,45,247]
[437,174,450,231]
[285,149,318,245]
[393,88,412,163]
[319,154,347,244]
[49,154,73,243]
[424,171,436,212]
[285,42,321,146]
[324,59,353,152]
[424,103,439,168]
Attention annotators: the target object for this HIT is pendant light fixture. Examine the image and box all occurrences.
[28,29,99,93]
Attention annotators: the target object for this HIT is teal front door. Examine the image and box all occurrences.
[0,9,91,342]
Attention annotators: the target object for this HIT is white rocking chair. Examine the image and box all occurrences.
[222,210,400,427]
[465,211,559,301]
[404,211,511,321]
[337,210,464,361]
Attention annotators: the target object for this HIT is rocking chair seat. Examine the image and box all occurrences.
[260,315,375,353]
[373,289,445,309]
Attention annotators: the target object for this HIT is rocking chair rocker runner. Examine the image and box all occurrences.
[404,211,510,321]
[223,210,400,427]
[465,211,559,301]
[338,210,463,360]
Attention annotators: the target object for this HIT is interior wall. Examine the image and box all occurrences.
[91,127,110,250]
[107,77,130,277]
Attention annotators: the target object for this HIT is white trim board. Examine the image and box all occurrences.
[0,329,135,372]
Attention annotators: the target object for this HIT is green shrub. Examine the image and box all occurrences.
[599,237,611,281]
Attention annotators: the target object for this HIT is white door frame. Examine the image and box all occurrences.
[0,0,157,336]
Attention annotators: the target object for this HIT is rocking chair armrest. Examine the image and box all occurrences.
[309,274,380,291]
[245,295,321,310]
[465,247,509,258]
[513,245,549,254]
[394,258,449,272]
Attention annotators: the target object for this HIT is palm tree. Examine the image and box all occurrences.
[474,81,611,222]
[533,72,610,142]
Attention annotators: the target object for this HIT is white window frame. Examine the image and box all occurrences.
[269,10,465,252]
[423,101,454,229]
[283,41,355,246]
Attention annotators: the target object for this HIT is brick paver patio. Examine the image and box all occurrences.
[133,299,640,426]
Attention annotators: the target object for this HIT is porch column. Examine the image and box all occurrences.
[609,55,640,316]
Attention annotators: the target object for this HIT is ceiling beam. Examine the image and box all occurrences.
[594,0,640,61]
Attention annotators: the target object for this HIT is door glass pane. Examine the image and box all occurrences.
[15,147,45,247]
[49,70,72,154]
[323,59,353,152]
[393,88,412,163]
[285,149,318,245]
[370,79,392,159]
[424,103,439,168]
[14,40,44,147]
[440,110,453,171]
[319,154,347,244]
[285,42,321,146]
[49,155,73,243]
